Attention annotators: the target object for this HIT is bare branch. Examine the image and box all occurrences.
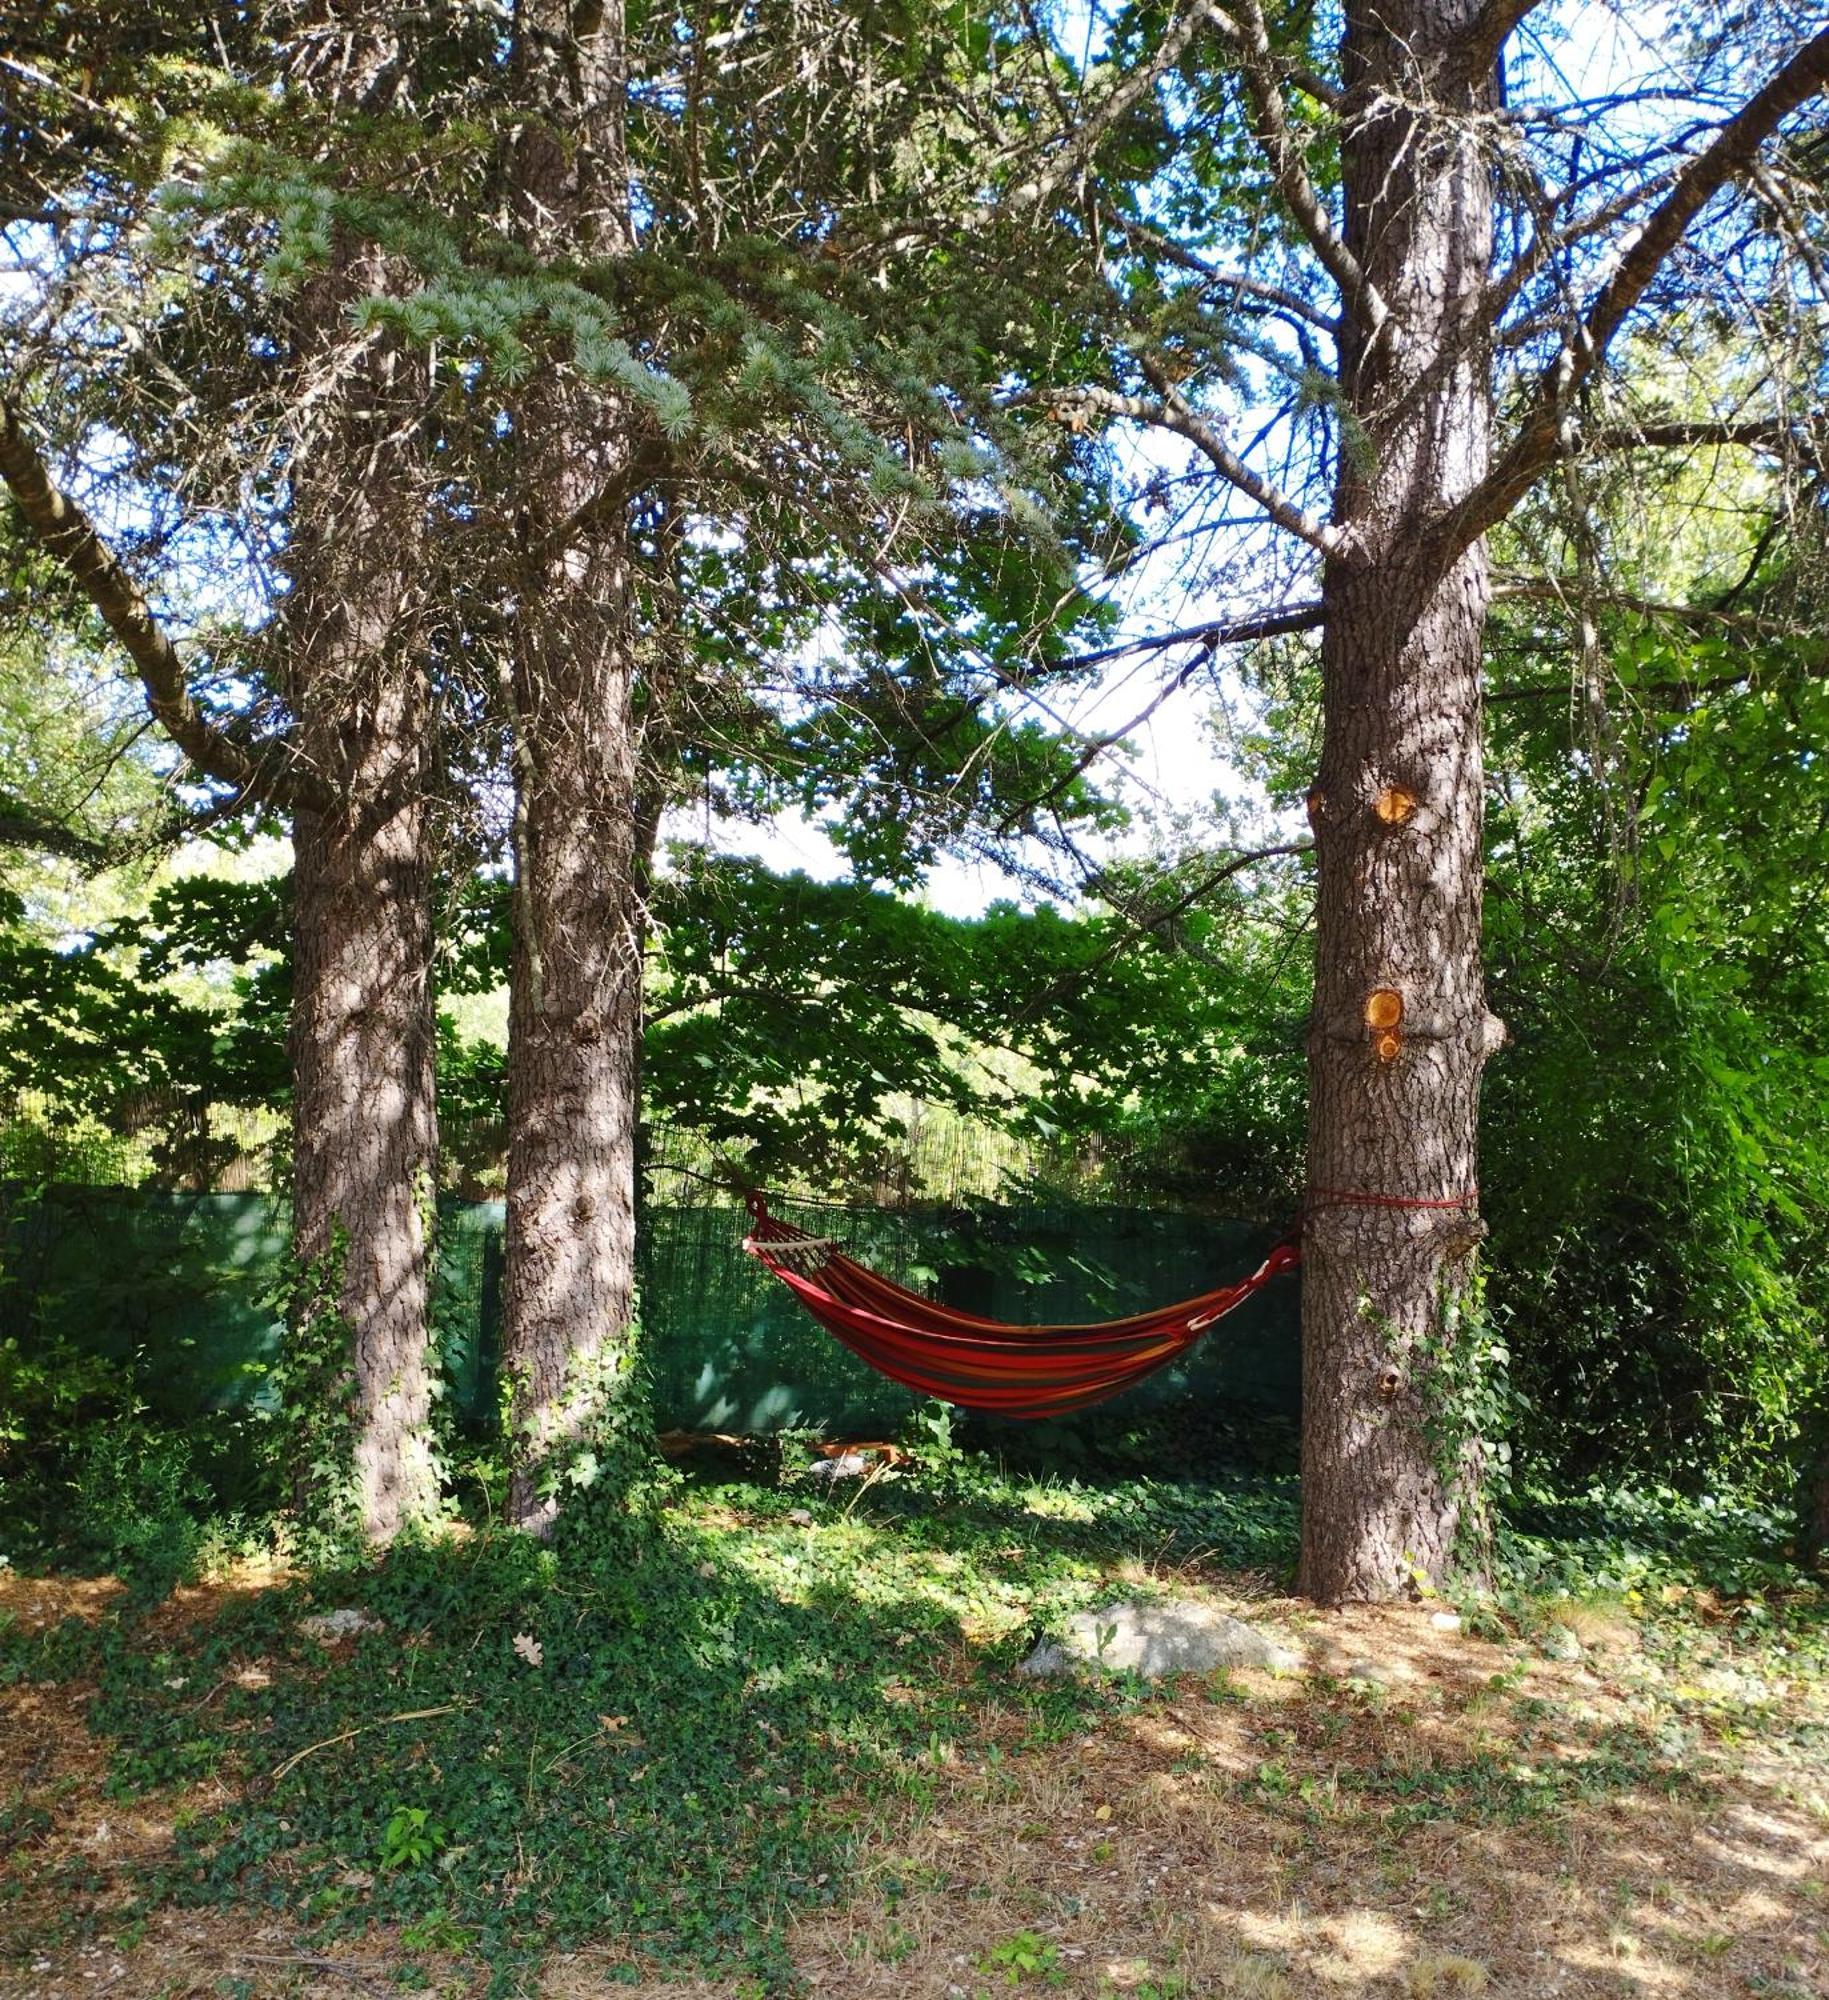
[1490,575,1815,636]
[1053,370,1348,557]
[1114,216,1340,333]
[1489,649,1826,704]
[1587,418,1817,456]
[1204,0,1387,334]
[0,400,320,813]
[1060,599,1326,671]
[1006,839,1313,1030]
[1431,26,1829,566]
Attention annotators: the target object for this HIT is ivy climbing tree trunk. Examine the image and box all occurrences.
[284,236,443,1545]
[1298,3,1505,1602]
[497,0,650,1533]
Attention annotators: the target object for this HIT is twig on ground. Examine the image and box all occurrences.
[267,1702,471,1785]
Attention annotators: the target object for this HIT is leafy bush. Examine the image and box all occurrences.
[63,1421,217,1601]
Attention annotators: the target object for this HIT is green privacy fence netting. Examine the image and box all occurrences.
[0,1185,1299,1437]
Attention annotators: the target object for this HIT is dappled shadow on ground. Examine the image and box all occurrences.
[780,1600,1829,1999]
[0,1503,1102,1995]
[2,1514,1826,1999]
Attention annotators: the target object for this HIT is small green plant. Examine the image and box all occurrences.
[379,1805,450,1872]
[399,1909,470,1952]
[976,1929,1064,1985]
[903,1398,966,1486]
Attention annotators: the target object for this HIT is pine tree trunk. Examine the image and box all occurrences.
[499,525,645,1533]
[497,0,649,1533]
[289,782,440,1542]
[1298,3,1506,1602]
[284,233,441,1546]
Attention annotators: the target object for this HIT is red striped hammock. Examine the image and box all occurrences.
[742,1194,1300,1419]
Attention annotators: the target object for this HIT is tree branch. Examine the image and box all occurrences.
[1053,372,1348,558]
[1490,574,1814,636]
[1429,26,1829,567]
[1443,0,1548,94]
[1059,599,1326,671]
[1007,839,1313,1030]
[1204,0,1387,334]
[1114,216,1340,333]
[0,793,112,865]
[1586,417,1816,456]
[1017,0,1218,207]
[0,400,320,813]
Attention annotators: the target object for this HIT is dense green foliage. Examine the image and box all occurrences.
[1483,629,1829,1499]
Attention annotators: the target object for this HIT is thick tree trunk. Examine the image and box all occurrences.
[283,232,441,1545]
[500,525,645,1532]
[289,779,440,1542]
[1298,3,1505,1602]
[497,0,649,1533]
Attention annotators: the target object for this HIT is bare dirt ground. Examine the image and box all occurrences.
[3,1570,1824,1999]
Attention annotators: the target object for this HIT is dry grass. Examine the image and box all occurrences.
[780,1601,1829,1999]
[3,1570,1826,1998]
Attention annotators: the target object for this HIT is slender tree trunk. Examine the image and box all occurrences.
[498,0,649,1532]
[284,235,441,1545]
[1299,3,1506,1602]
[1803,1415,1829,1570]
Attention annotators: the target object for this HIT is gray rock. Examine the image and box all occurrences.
[807,1452,871,1485]
[1541,1624,1582,1663]
[1697,1665,1772,1703]
[1019,1599,1302,1680]
[298,1607,383,1643]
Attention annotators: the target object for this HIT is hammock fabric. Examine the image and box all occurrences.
[742,1193,1301,1419]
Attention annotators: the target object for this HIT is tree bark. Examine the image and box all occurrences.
[1298,1,1505,1602]
[499,513,645,1532]
[0,8,446,1548]
[289,776,440,1542]
[283,236,442,1545]
[498,0,649,1533]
